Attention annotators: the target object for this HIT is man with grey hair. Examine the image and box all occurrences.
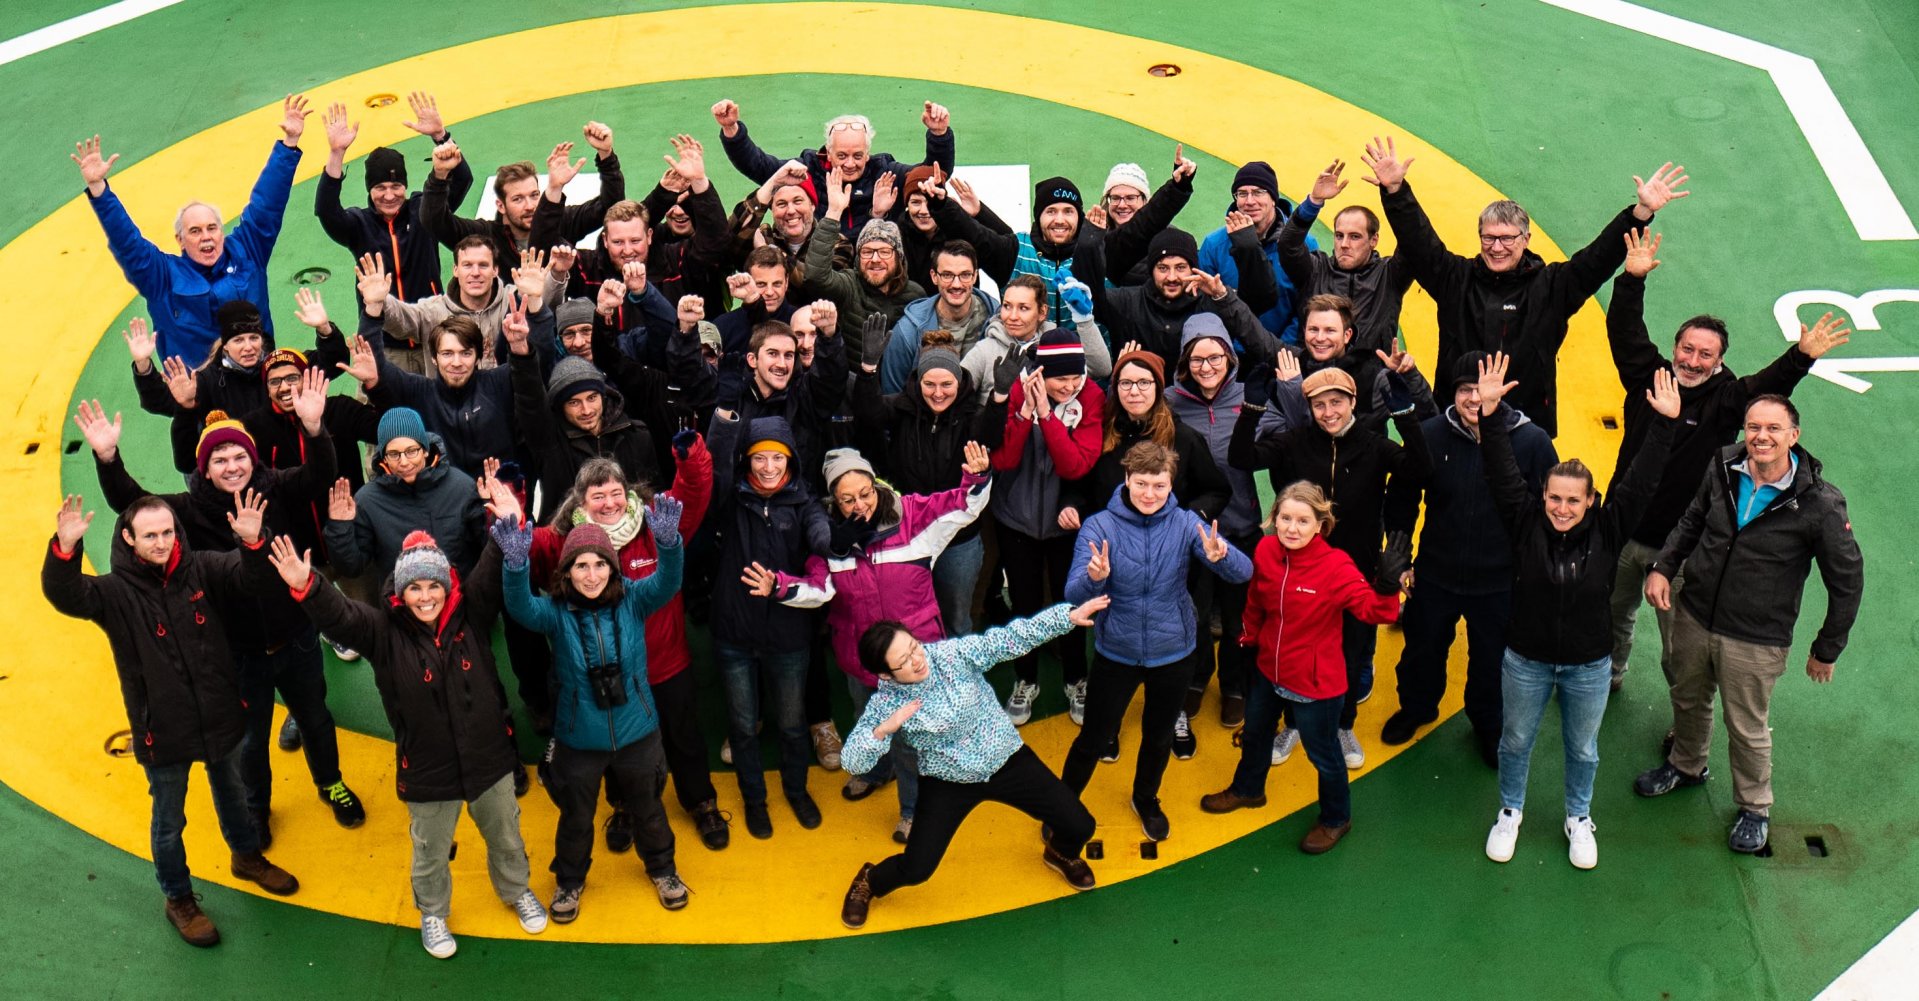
[1366,135,1690,437]
[75,95,311,365]
[712,98,956,232]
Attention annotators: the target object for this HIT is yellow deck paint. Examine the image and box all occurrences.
[0,2,1618,944]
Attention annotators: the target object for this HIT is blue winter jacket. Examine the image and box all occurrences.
[1197,207,1315,345]
[1066,486,1253,667]
[880,287,1000,395]
[89,141,301,364]
[503,542,683,752]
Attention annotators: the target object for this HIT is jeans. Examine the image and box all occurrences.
[1391,581,1510,738]
[405,772,530,918]
[1608,538,1681,685]
[235,624,340,815]
[1232,681,1350,828]
[550,733,676,888]
[848,677,919,819]
[714,642,812,804]
[931,534,984,637]
[997,527,1084,686]
[1187,530,1258,702]
[144,741,259,899]
[1060,653,1194,804]
[1497,649,1611,818]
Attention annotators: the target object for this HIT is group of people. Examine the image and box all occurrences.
[49,92,1865,952]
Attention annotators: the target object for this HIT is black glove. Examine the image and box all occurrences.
[860,313,892,369]
[1383,370,1415,417]
[672,428,698,459]
[716,351,748,411]
[1373,530,1413,595]
[1240,362,1274,408]
[992,346,1026,397]
[828,515,868,557]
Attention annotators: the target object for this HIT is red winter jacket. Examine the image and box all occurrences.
[1240,534,1400,700]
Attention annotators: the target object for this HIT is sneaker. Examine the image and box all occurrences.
[550,884,583,924]
[329,639,361,663]
[1042,845,1097,891]
[1064,679,1087,726]
[164,894,219,948]
[893,817,912,845]
[320,780,366,828]
[788,791,823,830]
[1098,736,1121,764]
[1566,816,1598,869]
[842,773,893,802]
[1633,762,1709,798]
[1271,728,1300,765]
[277,715,302,752]
[1338,728,1365,770]
[719,736,733,766]
[420,915,457,959]
[1380,710,1433,746]
[603,810,635,854]
[250,808,272,851]
[693,799,731,850]
[1172,712,1196,760]
[1006,680,1041,726]
[811,722,844,772]
[1199,788,1267,814]
[842,863,875,929]
[652,872,691,910]
[1131,797,1170,841]
[1728,810,1770,854]
[230,852,299,895]
[1219,694,1245,729]
[1485,807,1523,863]
[509,889,548,933]
[744,801,774,840]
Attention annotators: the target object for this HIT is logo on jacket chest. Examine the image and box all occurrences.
[628,557,656,573]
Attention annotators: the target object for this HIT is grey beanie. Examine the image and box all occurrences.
[918,346,964,381]
[545,355,608,409]
[856,218,905,259]
[393,530,453,593]
[554,297,596,332]
[821,447,876,492]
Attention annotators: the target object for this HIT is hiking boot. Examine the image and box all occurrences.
[1172,712,1196,760]
[328,638,361,663]
[811,722,843,771]
[693,799,731,850]
[164,894,219,947]
[1338,728,1365,770]
[1006,680,1041,726]
[1220,694,1245,729]
[420,915,457,959]
[789,791,823,830]
[1131,797,1170,842]
[1199,788,1267,814]
[230,852,298,895]
[1271,727,1300,765]
[320,780,366,828]
[277,715,301,752]
[1042,845,1097,891]
[1099,735,1121,764]
[1566,816,1599,869]
[1064,679,1087,726]
[1728,810,1770,854]
[1300,821,1352,855]
[842,772,893,802]
[250,808,272,851]
[550,883,583,924]
[603,810,635,853]
[652,872,691,911]
[842,863,875,929]
[1486,808,1522,863]
[744,801,773,840]
[1633,762,1709,798]
[509,889,548,933]
[893,817,912,845]
[1380,710,1433,746]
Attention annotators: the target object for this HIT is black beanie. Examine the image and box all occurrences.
[216,300,264,343]
[365,147,407,191]
[1452,350,1489,389]
[1231,161,1279,199]
[1033,176,1083,220]
[1145,227,1199,268]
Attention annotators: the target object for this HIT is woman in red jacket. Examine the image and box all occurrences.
[528,432,727,852]
[1199,482,1404,854]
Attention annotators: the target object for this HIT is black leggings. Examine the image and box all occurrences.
[997,527,1084,686]
[1060,653,1195,803]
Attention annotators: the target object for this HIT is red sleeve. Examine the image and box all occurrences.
[289,574,318,601]
[1038,388,1105,480]
[668,435,715,535]
[50,539,78,561]
[1332,553,1401,626]
[1239,538,1273,644]
[991,380,1035,472]
[529,527,562,585]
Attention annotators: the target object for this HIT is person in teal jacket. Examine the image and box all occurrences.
[495,488,688,924]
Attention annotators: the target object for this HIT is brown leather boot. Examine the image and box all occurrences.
[1300,821,1352,855]
[231,852,299,895]
[1199,788,1267,814]
[841,863,875,930]
[164,895,220,947]
[1042,846,1097,891]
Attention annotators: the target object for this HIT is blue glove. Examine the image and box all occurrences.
[649,494,685,549]
[1383,370,1415,416]
[1057,275,1095,323]
[491,514,532,569]
[1241,362,1274,408]
[672,428,699,460]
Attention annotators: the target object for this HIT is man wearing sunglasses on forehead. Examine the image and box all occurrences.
[712,99,956,232]
[1368,135,1691,438]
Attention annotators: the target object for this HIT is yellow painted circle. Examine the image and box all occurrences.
[0,2,1618,944]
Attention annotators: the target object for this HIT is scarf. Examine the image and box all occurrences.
[571,490,645,549]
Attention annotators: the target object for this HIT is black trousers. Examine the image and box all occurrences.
[550,733,676,889]
[501,615,553,721]
[867,746,1093,897]
[1392,581,1509,738]
[997,527,1084,686]
[1187,530,1260,700]
[1060,652,1195,804]
[605,669,718,813]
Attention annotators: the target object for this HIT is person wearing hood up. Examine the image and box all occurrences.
[1275,158,1414,357]
[1197,160,1319,343]
[508,325,661,522]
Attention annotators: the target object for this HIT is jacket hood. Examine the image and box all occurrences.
[373,431,454,488]
[383,563,467,642]
[108,505,190,580]
[981,316,1051,352]
[1472,249,1546,282]
[902,287,999,327]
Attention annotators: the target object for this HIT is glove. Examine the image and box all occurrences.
[716,351,748,412]
[860,313,892,369]
[649,494,685,549]
[491,514,532,569]
[828,515,867,557]
[1383,370,1415,417]
[992,346,1026,397]
[1057,275,1095,323]
[1373,530,1412,595]
[1240,363,1274,408]
[672,428,699,460]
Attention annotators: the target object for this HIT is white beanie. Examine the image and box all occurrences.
[1102,163,1151,199]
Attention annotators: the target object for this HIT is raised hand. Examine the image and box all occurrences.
[871,170,899,218]
[1068,594,1111,627]
[293,286,330,329]
[1361,135,1414,193]
[431,139,463,179]
[582,121,614,157]
[226,488,268,545]
[71,135,120,194]
[664,133,706,189]
[122,317,156,372]
[1796,311,1852,360]
[513,248,548,307]
[825,177,853,219]
[355,252,391,308]
[740,561,778,598]
[161,356,198,410]
[1241,362,1275,408]
[1275,350,1301,385]
[712,99,741,136]
[489,512,532,568]
[1224,210,1255,235]
[402,90,446,139]
[1623,228,1662,278]
[481,469,523,525]
[1083,203,1108,231]
[340,334,380,386]
[279,94,312,146]
[1171,142,1196,183]
[809,299,839,336]
[876,699,923,737]
[548,142,585,191]
[55,495,93,553]
[672,428,699,460]
[649,493,685,548]
[677,295,705,332]
[1059,273,1095,323]
[1085,538,1111,581]
[291,366,329,431]
[1117,339,1142,359]
[597,278,627,317]
[621,260,648,293]
[757,160,808,204]
[991,345,1025,400]
[502,293,531,355]
[962,440,991,475]
[1186,269,1228,299]
[1199,519,1229,562]
[323,102,358,154]
[949,174,984,216]
[1019,368,1046,420]
[1374,336,1414,374]
[922,100,950,135]
[1310,159,1349,204]
[1647,366,1682,419]
[860,313,892,371]
[1475,351,1517,416]
[1633,162,1691,218]
[266,535,314,592]
[327,478,356,522]
[724,271,758,306]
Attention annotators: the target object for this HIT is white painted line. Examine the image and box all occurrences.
[1814,906,1919,1000]
[0,0,186,68]
[1541,0,1917,242]
[1773,288,1919,391]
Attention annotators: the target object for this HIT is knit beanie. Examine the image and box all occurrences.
[903,164,938,198]
[365,147,407,191]
[377,407,430,456]
[392,530,452,592]
[1453,350,1490,390]
[195,410,260,474]
[1113,349,1167,392]
[1231,161,1279,200]
[917,346,964,381]
[1102,163,1150,199]
[553,298,596,333]
[822,447,877,493]
[1034,326,1086,378]
[215,300,265,354]
[557,522,618,575]
[1033,176,1083,220]
[1145,227,1199,269]
[261,347,309,386]
[545,356,608,409]
[856,218,905,259]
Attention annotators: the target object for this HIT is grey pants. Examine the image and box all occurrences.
[1666,607,1790,814]
[1608,538,1683,684]
[405,772,531,919]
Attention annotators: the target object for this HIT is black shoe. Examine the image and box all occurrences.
[603,810,636,853]
[1381,710,1433,746]
[789,791,823,830]
[1475,730,1500,769]
[1634,762,1709,797]
[1131,797,1170,842]
[1098,736,1120,764]
[1728,809,1769,854]
[693,800,730,850]
[251,809,272,851]
[1172,713,1196,760]
[744,802,774,840]
[513,764,529,798]
[320,781,366,828]
[277,716,302,752]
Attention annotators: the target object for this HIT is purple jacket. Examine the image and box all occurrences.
[777,472,991,686]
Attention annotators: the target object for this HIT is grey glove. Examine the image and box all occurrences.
[649,494,685,549]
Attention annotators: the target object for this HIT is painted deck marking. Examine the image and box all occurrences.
[0,0,185,68]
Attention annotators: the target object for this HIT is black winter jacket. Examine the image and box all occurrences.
[1071,418,1231,525]
[241,397,382,562]
[1411,405,1558,595]
[509,349,660,522]
[314,147,474,325]
[326,435,486,580]
[851,367,1004,545]
[424,152,624,267]
[705,413,833,653]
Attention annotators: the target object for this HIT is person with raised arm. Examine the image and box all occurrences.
[713,99,955,232]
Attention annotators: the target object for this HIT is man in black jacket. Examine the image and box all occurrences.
[422,122,624,271]
[43,493,299,947]
[1084,226,1275,366]
[1277,159,1415,357]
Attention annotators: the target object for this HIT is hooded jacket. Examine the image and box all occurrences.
[1066,486,1254,667]
[1410,404,1558,595]
[1274,196,1416,357]
[990,377,1107,540]
[314,142,474,325]
[379,280,514,359]
[133,355,270,474]
[326,434,486,579]
[1240,535,1401,700]
[241,394,383,562]
[851,366,1002,540]
[1069,414,1230,524]
[801,215,927,360]
[42,522,252,767]
[1197,202,1314,343]
[510,350,660,522]
[706,414,835,653]
[365,312,533,476]
[879,288,1000,395]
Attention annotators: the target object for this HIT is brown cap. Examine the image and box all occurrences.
[1302,367,1357,399]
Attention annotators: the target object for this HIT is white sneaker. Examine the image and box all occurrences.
[329,639,361,662]
[719,736,732,766]
[1006,680,1041,726]
[420,914,457,959]
[1486,807,1523,863]
[652,872,691,910]
[1338,728,1364,770]
[509,889,548,934]
[1064,679,1087,726]
[1271,728,1300,765]
[1565,816,1598,870]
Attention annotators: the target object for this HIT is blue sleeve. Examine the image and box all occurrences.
[933,603,1076,674]
[1062,519,1107,604]
[880,316,921,395]
[1197,231,1231,280]
[88,185,170,295]
[720,122,782,185]
[502,561,561,634]
[1186,511,1253,583]
[839,684,904,776]
[226,142,303,266]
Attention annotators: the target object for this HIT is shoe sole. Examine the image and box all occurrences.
[841,914,868,930]
[550,909,579,925]
[1173,747,1195,760]
[659,896,689,911]
[1200,797,1265,815]
[424,944,457,959]
[518,919,548,934]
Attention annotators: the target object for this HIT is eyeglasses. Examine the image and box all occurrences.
[859,248,895,260]
[1478,232,1527,247]
[1743,423,1795,436]
[265,373,303,388]
[934,270,976,283]
[383,445,425,463]
[1106,193,1145,206]
[827,122,870,134]
[1116,379,1157,392]
[1188,354,1229,370]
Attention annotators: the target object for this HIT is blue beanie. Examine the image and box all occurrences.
[377,407,429,456]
